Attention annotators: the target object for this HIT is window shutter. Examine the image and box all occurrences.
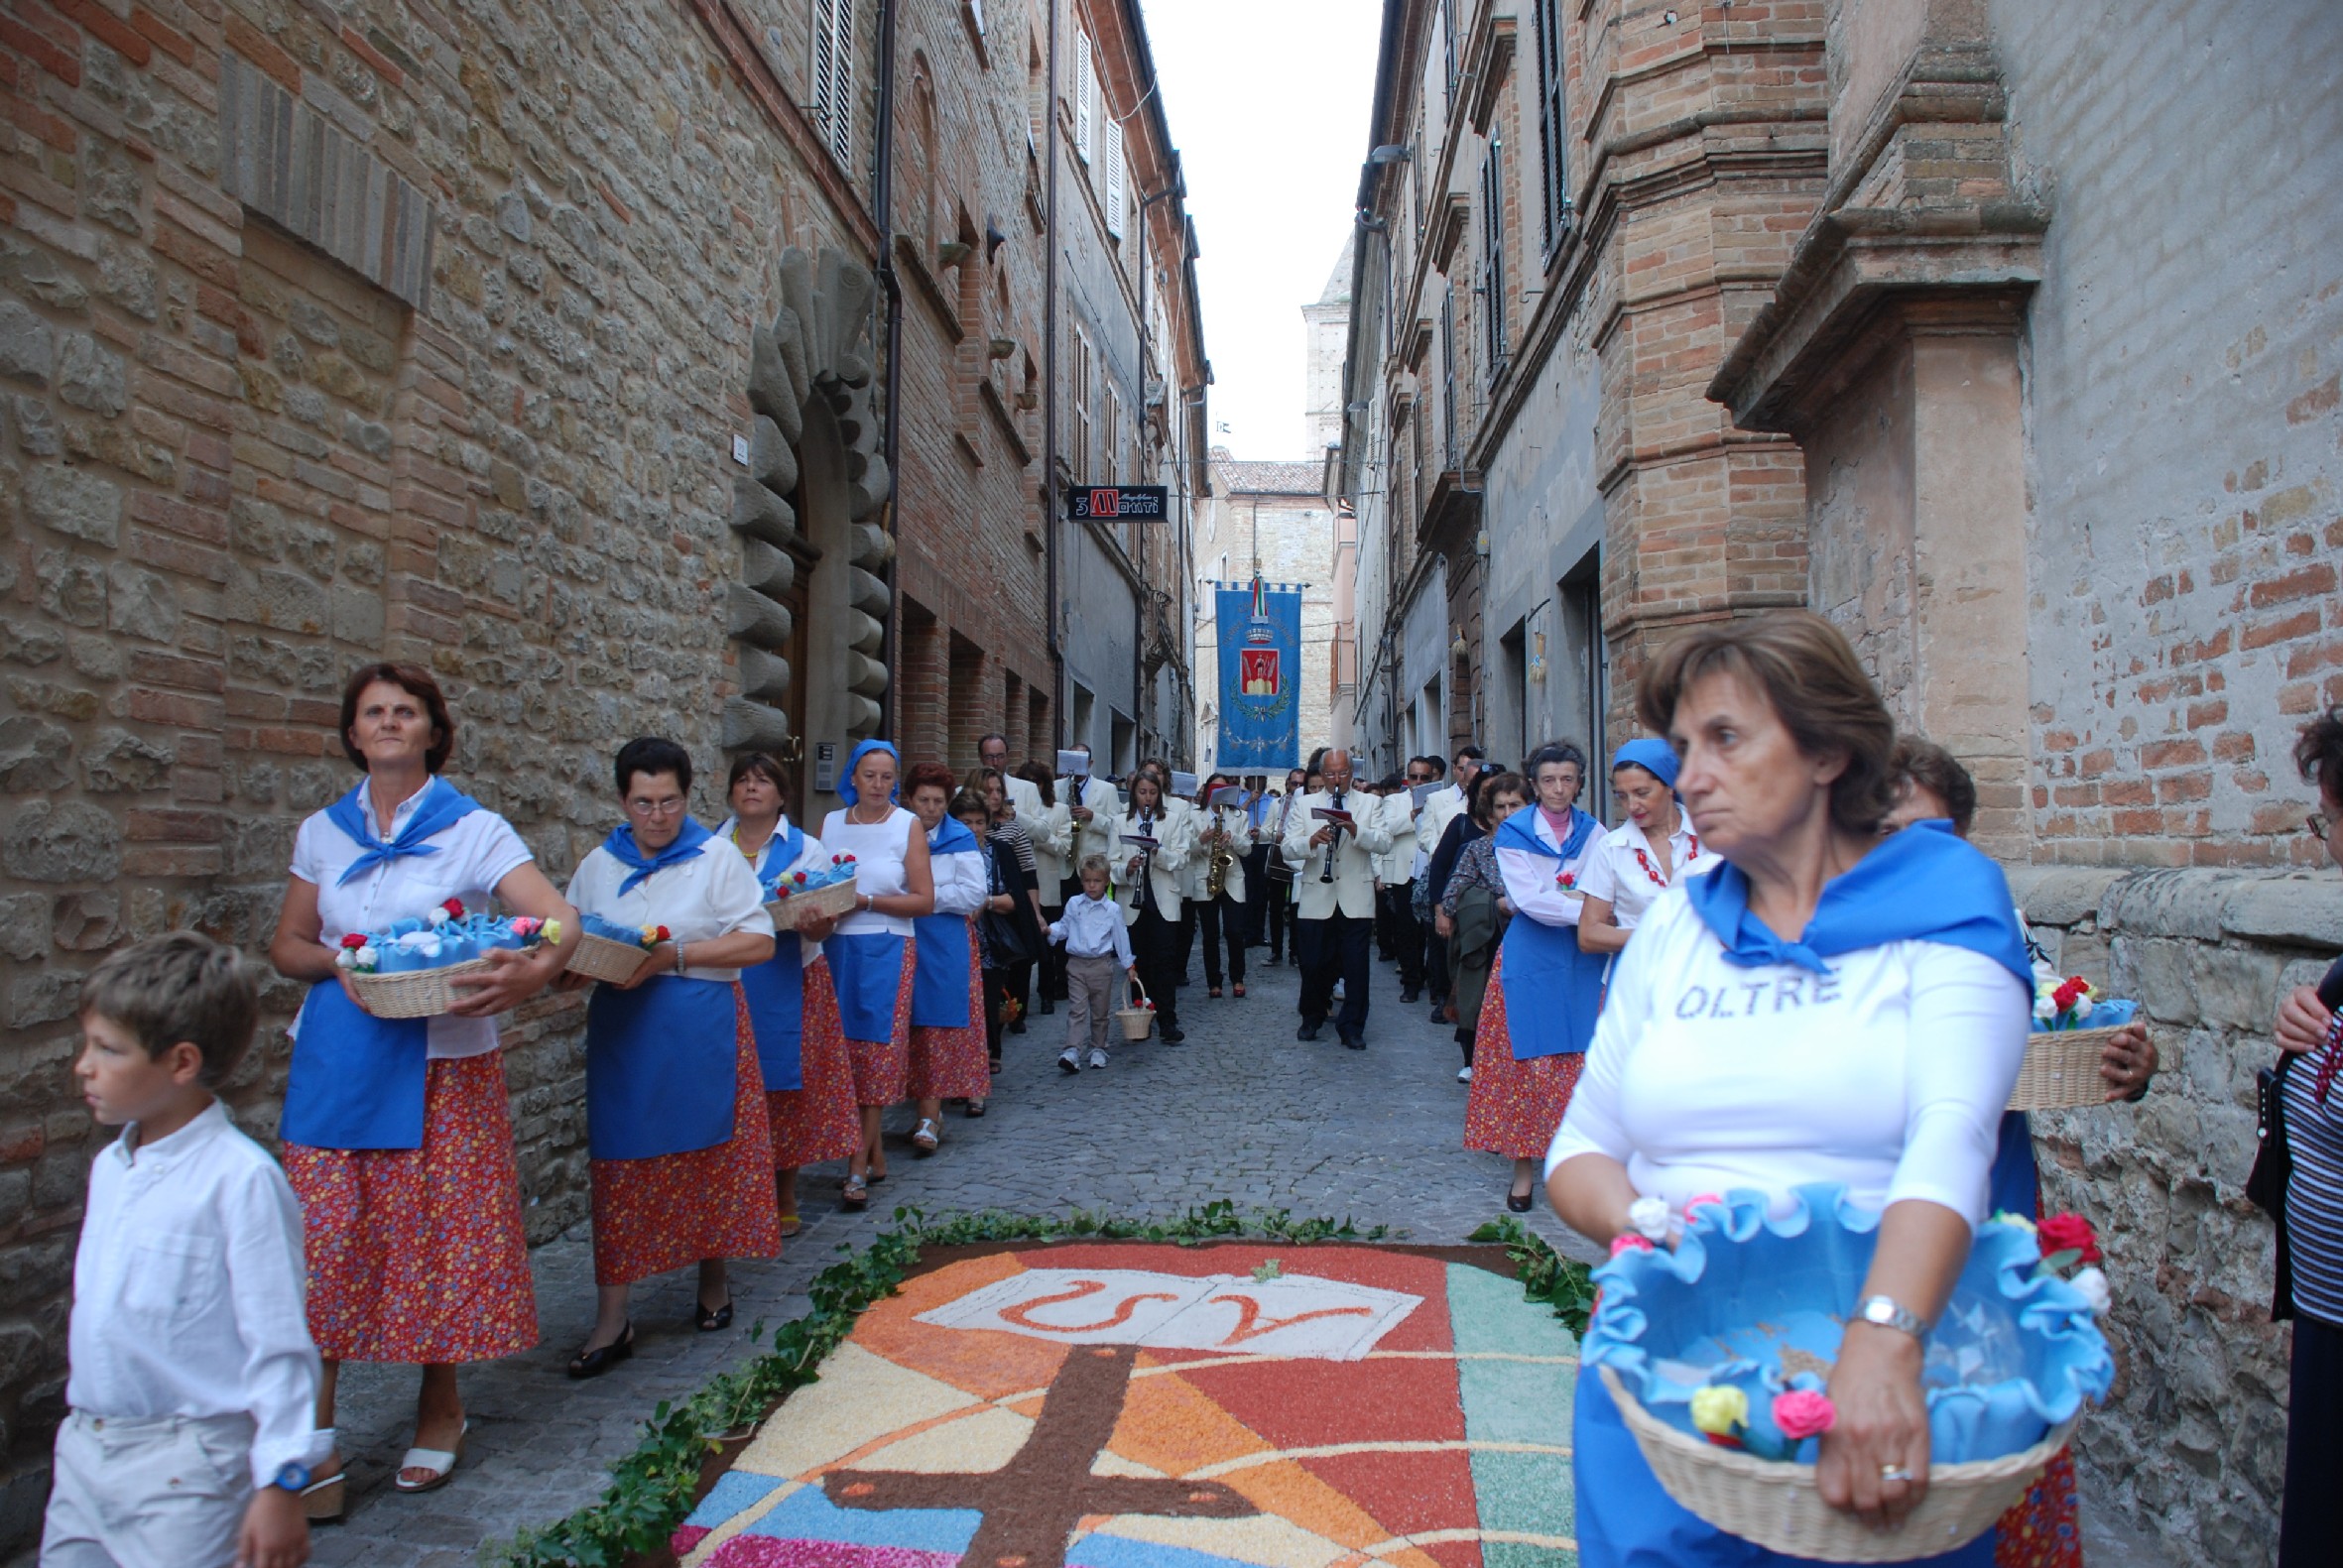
[1535,0,1569,255]
[1103,117,1125,236]
[811,0,854,168]
[1075,32,1094,162]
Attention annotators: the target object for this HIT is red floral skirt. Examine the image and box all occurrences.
[284,1053,538,1365]
[1993,1423,2084,1562]
[907,931,991,1102]
[845,943,917,1109]
[1463,948,1585,1160]
[589,989,782,1286]
[767,957,860,1168]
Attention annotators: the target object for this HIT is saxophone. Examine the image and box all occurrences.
[1204,814,1237,900]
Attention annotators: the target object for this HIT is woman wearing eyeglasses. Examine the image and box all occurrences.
[560,737,780,1380]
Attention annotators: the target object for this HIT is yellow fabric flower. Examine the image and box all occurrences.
[1690,1385,1750,1437]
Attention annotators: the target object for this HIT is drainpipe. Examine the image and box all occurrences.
[1043,0,1063,750]
[873,0,905,738]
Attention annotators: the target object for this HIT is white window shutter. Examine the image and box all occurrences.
[1103,117,1124,235]
[1074,32,1093,162]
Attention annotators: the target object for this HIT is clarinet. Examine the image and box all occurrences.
[1320,797,1340,884]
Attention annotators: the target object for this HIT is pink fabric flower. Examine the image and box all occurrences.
[1684,1193,1725,1217]
[1773,1390,1836,1441]
[1610,1233,1655,1258]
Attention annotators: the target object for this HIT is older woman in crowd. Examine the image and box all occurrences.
[269,663,575,1508]
[1436,771,1529,1082]
[2274,707,2343,1568]
[1465,742,1608,1213]
[717,754,859,1239]
[821,742,933,1208]
[1576,737,1711,965]
[1548,612,2033,1563]
[563,737,780,1378]
[1880,734,2156,1567]
[904,763,997,1154]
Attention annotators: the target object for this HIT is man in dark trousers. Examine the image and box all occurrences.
[1279,749,1393,1048]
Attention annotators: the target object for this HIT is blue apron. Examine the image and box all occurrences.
[583,976,741,1160]
[1494,808,1608,1061]
[1989,1111,2038,1220]
[827,932,911,1041]
[281,982,432,1150]
[911,819,980,1028]
[740,822,808,1091]
[1574,1364,1996,1566]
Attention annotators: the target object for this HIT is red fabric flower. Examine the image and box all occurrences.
[440,898,466,918]
[2035,1212,2100,1264]
[654,925,673,943]
[339,933,367,949]
[2051,976,2088,1012]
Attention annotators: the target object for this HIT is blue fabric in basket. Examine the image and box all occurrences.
[1580,1184,2113,1466]
[580,912,648,945]
[2032,998,2136,1032]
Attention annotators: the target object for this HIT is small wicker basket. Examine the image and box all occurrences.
[2008,1025,2119,1111]
[345,958,496,1021]
[1114,977,1156,1042]
[767,879,860,931]
[566,932,654,984]
[1599,1366,2076,1562]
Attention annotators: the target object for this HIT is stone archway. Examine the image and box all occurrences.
[724,247,894,813]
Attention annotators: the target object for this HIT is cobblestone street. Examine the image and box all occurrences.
[293,951,2178,1568]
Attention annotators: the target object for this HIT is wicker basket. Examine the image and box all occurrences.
[1114,977,1156,1042]
[345,958,497,1021]
[766,879,860,931]
[566,931,654,984]
[1599,1366,2076,1561]
[2008,1025,2119,1111]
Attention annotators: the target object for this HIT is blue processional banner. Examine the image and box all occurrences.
[1213,580,1302,771]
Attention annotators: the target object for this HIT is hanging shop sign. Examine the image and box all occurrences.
[1066,485,1170,520]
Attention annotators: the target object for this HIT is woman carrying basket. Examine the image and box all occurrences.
[1547,612,2033,1564]
[563,737,780,1378]
[819,742,934,1209]
[716,753,859,1239]
[268,663,575,1509]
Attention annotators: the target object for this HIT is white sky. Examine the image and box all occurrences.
[1142,0,1383,459]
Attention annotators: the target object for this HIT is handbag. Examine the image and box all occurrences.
[2251,1052,2297,1324]
[975,839,1037,966]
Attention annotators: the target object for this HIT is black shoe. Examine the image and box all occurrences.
[1037,1000,1055,1016]
[1430,1003,1449,1025]
[567,1323,636,1380]
[1341,1035,1366,1051]
[1160,1026,1185,1044]
[1295,1022,1321,1041]
[1506,1189,1535,1214]
[695,1296,733,1333]
[1400,989,1420,1004]
[1008,1020,1026,1034]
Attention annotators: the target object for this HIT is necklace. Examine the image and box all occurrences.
[1633,829,1695,888]
[847,800,890,826]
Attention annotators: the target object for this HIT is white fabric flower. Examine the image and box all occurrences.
[354,945,380,970]
[2070,994,2095,1022]
[2033,991,2057,1023]
[1629,1196,1673,1243]
[2069,1266,2111,1316]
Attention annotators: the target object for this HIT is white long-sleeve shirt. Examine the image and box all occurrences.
[67,1101,328,1489]
[928,825,991,916]
[1545,890,2029,1226]
[1049,894,1135,965]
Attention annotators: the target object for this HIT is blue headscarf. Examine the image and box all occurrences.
[837,739,900,806]
[1611,738,1679,792]
[1683,819,2031,985]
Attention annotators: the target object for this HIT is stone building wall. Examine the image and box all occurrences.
[2014,864,2341,1566]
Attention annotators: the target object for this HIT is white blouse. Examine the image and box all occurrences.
[716,814,829,969]
[564,834,774,983]
[821,804,920,938]
[1577,817,1714,930]
[1544,891,2029,1226]
[289,778,534,1059]
[927,823,991,916]
[1494,809,1599,929]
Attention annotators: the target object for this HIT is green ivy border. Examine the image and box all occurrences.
[480,1199,1591,1568]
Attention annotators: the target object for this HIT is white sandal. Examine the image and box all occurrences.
[394,1420,468,1494]
[912,1117,940,1153]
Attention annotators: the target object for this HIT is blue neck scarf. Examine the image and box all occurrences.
[1683,819,2031,984]
[1611,738,1679,791]
[602,816,713,897]
[837,739,900,805]
[1495,802,1600,863]
[729,815,804,897]
[323,777,481,887]
[927,815,980,856]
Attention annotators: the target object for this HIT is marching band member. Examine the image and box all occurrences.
[1280,749,1392,1049]
[1114,771,1194,1043]
[1192,773,1251,999]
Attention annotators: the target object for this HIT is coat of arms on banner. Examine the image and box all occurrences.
[1237,648,1282,699]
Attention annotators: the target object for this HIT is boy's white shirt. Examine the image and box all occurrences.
[67,1099,326,1489]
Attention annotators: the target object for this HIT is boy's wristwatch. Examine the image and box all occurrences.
[269,1461,311,1492]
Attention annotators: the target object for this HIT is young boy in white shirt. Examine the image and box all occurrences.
[45,932,325,1568]
[1048,856,1137,1072]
